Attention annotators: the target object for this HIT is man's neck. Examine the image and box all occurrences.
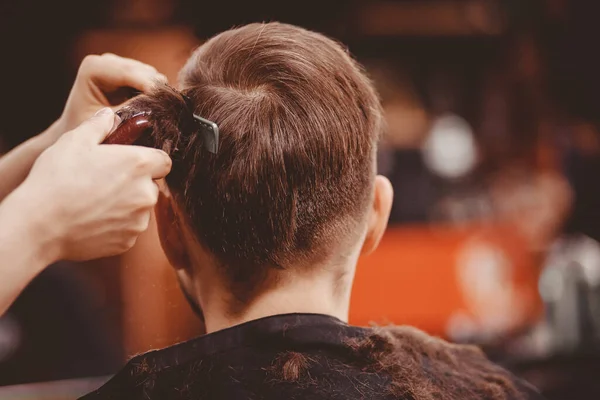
[197,269,354,334]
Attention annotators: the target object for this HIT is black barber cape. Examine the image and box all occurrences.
[80,313,544,400]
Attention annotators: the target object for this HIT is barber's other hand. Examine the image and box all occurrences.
[11,108,172,262]
[53,53,167,139]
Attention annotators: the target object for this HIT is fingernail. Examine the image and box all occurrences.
[110,113,122,133]
[94,107,113,117]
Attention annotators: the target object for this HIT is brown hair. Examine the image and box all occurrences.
[124,22,383,297]
[266,326,528,399]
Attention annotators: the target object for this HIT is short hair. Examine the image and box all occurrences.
[126,22,383,297]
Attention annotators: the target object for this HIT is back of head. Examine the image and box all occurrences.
[126,22,383,296]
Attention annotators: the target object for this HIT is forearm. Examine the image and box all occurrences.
[0,188,57,316]
[0,120,64,203]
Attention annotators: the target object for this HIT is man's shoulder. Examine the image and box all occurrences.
[78,337,214,400]
[362,325,545,399]
[79,319,546,400]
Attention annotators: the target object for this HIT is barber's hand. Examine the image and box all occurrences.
[52,53,167,139]
[11,108,171,262]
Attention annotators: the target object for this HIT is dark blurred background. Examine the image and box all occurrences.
[1,1,600,399]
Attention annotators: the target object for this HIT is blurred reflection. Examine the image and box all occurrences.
[423,114,478,180]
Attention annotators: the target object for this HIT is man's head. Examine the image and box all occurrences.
[128,22,392,324]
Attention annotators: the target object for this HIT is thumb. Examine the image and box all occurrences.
[75,107,120,144]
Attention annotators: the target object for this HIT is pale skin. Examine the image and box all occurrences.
[0,54,171,316]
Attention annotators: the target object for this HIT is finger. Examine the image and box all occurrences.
[141,180,160,208]
[84,54,167,93]
[119,236,139,253]
[155,178,170,195]
[102,53,168,90]
[142,148,173,180]
[123,146,173,179]
[134,209,152,233]
[70,108,119,144]
[101,144,172,178]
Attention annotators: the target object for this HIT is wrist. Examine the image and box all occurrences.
[1,185,62,269]
[39,118,67,147]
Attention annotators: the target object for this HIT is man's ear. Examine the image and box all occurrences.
[154,181,191,271]
[361,175,393,256]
